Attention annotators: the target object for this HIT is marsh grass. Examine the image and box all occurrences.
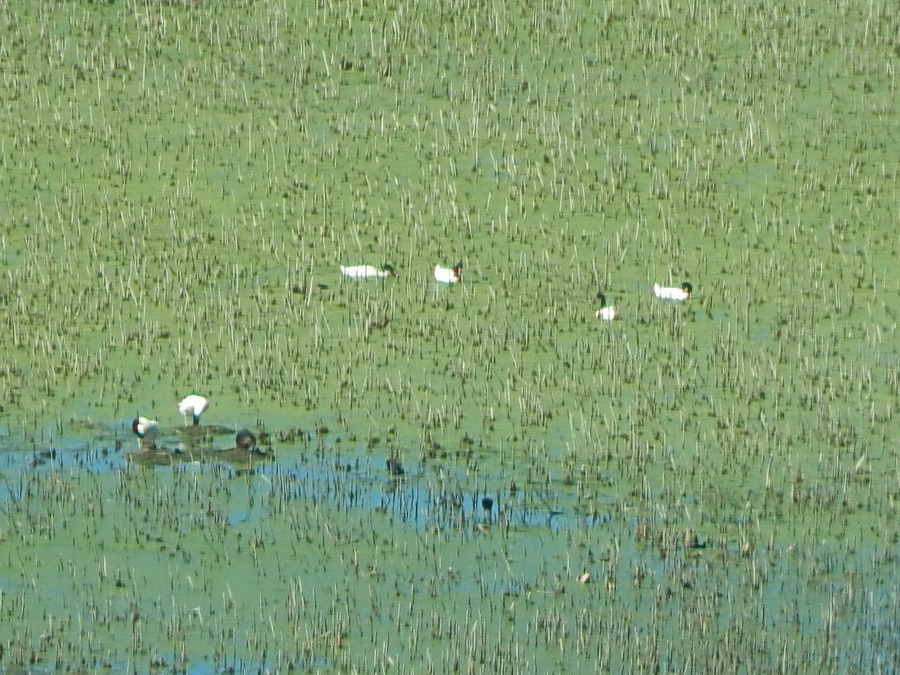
[0,0,898,670]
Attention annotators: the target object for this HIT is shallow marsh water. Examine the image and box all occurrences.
[0,0,898,671]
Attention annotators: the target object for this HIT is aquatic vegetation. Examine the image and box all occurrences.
[0,0,897,671]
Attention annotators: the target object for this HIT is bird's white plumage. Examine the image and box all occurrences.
[595,291,619,320]
[595,305,619,320]
[653,282,692,301]
[132,416,160,449]
[434,264,462,283]
[340,264,397,278]
[179,395,209,425]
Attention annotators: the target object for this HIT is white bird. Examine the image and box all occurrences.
[132,416,160,450]
[594,292,619,321]
[340,264,397,278]
[434,263,463,283]
[179,395,209,426]
[653,282,693,301]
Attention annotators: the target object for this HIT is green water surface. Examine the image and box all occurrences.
[0,0,898,671]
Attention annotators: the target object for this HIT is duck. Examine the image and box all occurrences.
[594,292,619,321]
[340,264,398,278]
[653,282,692,301]
[29,449,57,468]
[178,395,209,426]
[235,429,258,452]
[132,416,161,450]
[209,429,272,463]
[434,263,463,283]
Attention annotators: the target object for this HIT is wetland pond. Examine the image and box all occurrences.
[0,0,898,672]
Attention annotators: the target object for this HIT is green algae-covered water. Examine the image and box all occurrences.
[0,0,897,671]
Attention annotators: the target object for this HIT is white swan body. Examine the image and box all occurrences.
[594,292,619,320]
[653,282,692,301]
[434,263,462,283]
[340,264,397,278]
[595,306,619,320]
[132,416,160,449]
[179,395,209,426]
